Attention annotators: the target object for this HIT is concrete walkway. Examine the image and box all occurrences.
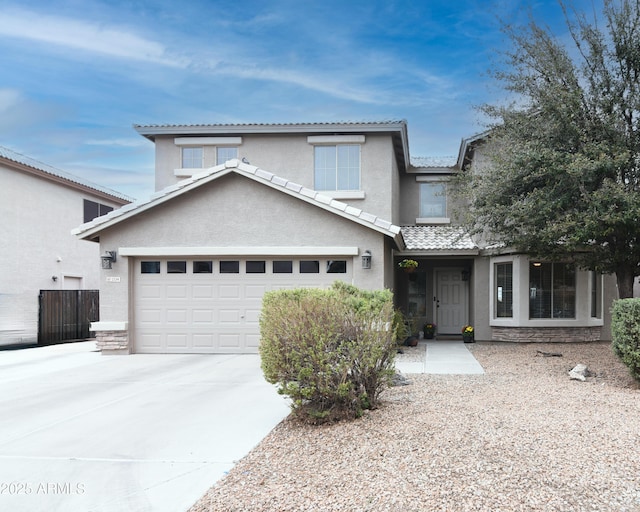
[395,340,485,375]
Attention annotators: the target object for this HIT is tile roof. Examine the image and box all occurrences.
[0,145,133,202]
[410,156,458,168]
[134,120,406,131]
[73,159,404,247]
[401,225,478,252]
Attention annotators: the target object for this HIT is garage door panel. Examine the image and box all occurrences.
[192,309,214,323]
[139,284,163,299]
[219,310,240,323]
[192,285,214,298]
[166,333,188,348]
[245,309,261,324]
[246,333,260,349]
[219,333,241,348]
[166,285,188,298]
[134,257,352,354]
[245,285,266,298]
[219,285,240,298]
[139,333,162,349]
[138,309,162,324]
[166,309,188,323]
[192,334,215,348]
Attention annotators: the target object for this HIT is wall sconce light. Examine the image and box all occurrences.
[361,250,372,269]
[461,268,470,281]
[101,250,117,269]
[51,275,58,282]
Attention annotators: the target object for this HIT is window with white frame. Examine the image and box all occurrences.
[529,262,576,319]
[182,147,203,168]
[217,146,238,164]
[419,182,447,218]
[314,145,360,191]
[495,262,513,318]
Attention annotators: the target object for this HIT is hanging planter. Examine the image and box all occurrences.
[398,259,418,273]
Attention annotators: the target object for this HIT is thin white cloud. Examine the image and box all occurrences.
[216,63,385,104]
[0,9,187,67]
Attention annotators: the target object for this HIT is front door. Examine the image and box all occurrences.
[435,269,468,335]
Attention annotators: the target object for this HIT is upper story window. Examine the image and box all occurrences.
[314,145,360,191]
[217,146,238,164]
[182,147,203,168]
[174,137,242,176]
[308,135,365,198]
[419,182,447,218]
[83,199,113,222]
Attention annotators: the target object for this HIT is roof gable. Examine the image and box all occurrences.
[72,159,404,248]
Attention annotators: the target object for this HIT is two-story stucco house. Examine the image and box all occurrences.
[1,146,131,346]
[72,120,617,354]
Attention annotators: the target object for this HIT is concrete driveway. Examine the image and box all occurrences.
[0,342,290,512]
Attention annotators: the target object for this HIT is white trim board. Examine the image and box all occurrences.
[119,246,360,257]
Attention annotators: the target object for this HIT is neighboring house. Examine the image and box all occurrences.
[0,146,132,346]
[72,120,617,354]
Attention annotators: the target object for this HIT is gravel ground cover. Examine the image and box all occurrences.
[190,342,640,512]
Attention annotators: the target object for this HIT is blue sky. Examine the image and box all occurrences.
[0,0,600,199]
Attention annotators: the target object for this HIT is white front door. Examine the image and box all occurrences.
[435,269,468,335]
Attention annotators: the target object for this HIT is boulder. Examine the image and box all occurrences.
[392,372,412,386]
[569,364,590,381]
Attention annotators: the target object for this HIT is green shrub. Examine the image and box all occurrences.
[259,282,396,424]
[611,298,640,381]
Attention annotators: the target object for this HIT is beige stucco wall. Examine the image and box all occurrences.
[153,133,397,222]
[471,256,491,341]
[0,165,125,345]
[96,173,392,325]
[398,170,467,226]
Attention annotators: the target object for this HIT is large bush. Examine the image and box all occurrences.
[611,298,640,381]
[259,282,397,423]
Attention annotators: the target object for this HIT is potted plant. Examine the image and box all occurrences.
[398,259,419,273]
[462,325,474,343]
[423,322,436,339]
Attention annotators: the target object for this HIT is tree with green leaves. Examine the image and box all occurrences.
[461,0,640,298]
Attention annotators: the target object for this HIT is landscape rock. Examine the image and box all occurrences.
[569,363,590,381]
[391,371,411,386]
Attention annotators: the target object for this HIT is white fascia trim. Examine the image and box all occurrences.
[174,137,242,146]
[307,135,366,144]
[416,217,451,224]
[397,249,480,256]
[416,175,451,182]
[119,246,360,256]
[321,190,366,200]
[174,168,200,177]
[91,321,128,331]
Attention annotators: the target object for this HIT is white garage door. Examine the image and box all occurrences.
[133,257,352,353]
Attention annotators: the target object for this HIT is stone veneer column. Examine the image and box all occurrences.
[95,330,130,354]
